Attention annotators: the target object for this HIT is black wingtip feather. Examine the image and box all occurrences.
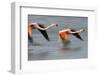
[38,23,50,41]
[71,29,84,41]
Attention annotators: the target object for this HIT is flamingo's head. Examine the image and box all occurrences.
[51,23,58,27]
[55,23,58,27]
[80,28,85,32]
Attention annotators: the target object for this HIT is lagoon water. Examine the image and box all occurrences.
[28,15,88,61]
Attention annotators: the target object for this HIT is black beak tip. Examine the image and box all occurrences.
[56,24,58,27]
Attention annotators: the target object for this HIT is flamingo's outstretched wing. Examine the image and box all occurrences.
[71,29,83,41]
[38,23,50,41]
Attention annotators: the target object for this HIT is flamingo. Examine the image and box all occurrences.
[59,28,85,43]
[28,23,58,43]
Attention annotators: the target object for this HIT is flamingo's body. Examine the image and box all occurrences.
[28,25,33,43]
[59,30,69,43]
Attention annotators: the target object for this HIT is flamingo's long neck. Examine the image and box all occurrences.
[35,24,56,30]
[44,24,56,30]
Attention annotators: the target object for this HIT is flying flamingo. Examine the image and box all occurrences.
[28,23,58,43]
[59,28,85,43]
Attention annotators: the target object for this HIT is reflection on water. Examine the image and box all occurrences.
[60,47,81,51]
[28,15,88,61]
[28,38,87,60]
